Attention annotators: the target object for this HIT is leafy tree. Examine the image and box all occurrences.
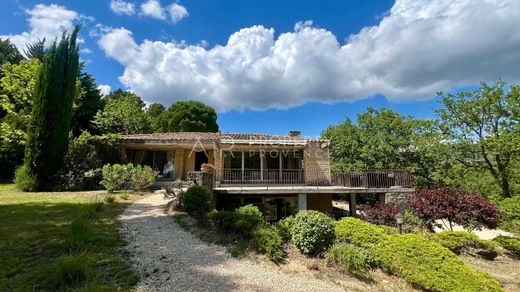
[24,26,80,191]
[155,100,219,132]
[0,59,40,179]
[437,81,520,197]
[72,64,102,135]
[408,186,502,231]
[93,89,151,134]
[146,102,165,131]
[24,38,46,61]
[0,38,23,72]
[322,107,443,185]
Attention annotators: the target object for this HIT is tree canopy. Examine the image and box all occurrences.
[154,100,219,132]
[93,89,152,134]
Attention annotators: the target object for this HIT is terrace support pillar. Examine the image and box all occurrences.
[241,151,245,181]
[298,194,307,211]
[349,193,357,217]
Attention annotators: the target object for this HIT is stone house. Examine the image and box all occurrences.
[119,131,414,220]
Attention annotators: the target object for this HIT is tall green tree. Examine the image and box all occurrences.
[155,100,219,132]
[93,89,151,134]
[24,26,80,191]
[72,63,102,135]
[437,81,520,198]
[0,59,40,179]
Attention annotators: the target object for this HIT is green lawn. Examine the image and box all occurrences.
[0,184,142,291]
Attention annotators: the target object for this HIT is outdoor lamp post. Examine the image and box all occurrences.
[395,212,404,234]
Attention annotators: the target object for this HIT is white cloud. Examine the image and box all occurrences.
[140,0,166,20]
[98,84,112,96]
[1,4,79,51]
[97,0,520,111]
[80,48,92,54]
[110,0,135,15]
[168,3,188,23]
[140,0,188,23]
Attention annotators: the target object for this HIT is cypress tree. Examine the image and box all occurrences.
[24,26,80,191]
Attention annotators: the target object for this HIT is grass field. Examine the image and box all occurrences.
[0,183,144,291]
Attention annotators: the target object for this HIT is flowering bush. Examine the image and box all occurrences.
[408,186,501,231]
[361,202,400,227]
[200,163,215,172]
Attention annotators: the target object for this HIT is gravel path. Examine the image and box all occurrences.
[119,194,344,292]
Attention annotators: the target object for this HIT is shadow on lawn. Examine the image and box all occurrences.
[0,200,137,291]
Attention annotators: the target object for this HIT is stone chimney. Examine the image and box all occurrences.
[288,130,301,138]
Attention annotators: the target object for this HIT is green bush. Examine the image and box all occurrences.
[120,193,130,200]
[494,236,520,256]
[181,185,213,220]
[100,163,133,192]
[14,165,37,191]
[275,216,295,241]
[209,210,239,232]
[64,132,123,190]
[251,226,285,262]
[235,205,264,235]
[433,231,497,256]
[290,211,335,256]
[335,217,389,248]
[48,253,91,289]
[326,244,371,275]
[130,165,157,191]
[375,234,501,292]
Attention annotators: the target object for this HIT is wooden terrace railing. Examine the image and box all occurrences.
[217,169,412,188]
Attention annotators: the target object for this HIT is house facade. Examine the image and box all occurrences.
[119,131,414,220]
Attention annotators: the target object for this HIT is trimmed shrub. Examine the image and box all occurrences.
[433,231,497,255]
[335,217,389,248]
[100,163,133,192]
[48,253,90,289]
[494,236,520,256]
[290,211,335,255]
[130,165,157,192]
[375,234,501,292]
[275,216,295,241]
[14,165,36,191]
[326,244,371,275]
[181,185,213,220]
[362,202,400,227]
[235,205,264,235]
[251,226,285,262]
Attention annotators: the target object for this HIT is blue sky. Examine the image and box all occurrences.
[1,0,518,136]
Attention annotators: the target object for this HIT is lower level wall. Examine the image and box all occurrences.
[307,193,333,215]
[383,192,411,205]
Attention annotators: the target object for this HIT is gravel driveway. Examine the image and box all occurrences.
[119,194,344,292]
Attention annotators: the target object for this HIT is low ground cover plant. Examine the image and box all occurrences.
[494,236,520,256]
[432,231,497,258]
[326,244,371,278]
[335,217,501,292]
[251,226,285,262]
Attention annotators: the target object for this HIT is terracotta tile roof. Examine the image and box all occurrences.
[119,132,219,143]
[119,132,328,144]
